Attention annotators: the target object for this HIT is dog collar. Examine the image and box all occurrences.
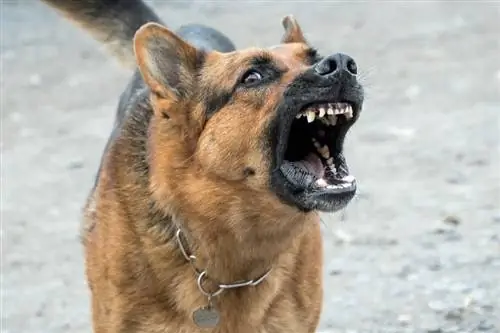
[175,228,272,328]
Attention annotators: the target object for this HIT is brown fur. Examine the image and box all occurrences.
[46,1,328,330]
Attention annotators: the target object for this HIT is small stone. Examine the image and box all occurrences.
[444,309,463,321]
[397,265,411,278]
[446,176,464,184]
[480,304,494,312]
[397,314,411,325]
[455,153,465,162]
[477,320,495,331]
[334,229,352,243]
[428,261,442,271]
[426,328,443,333]
[433,226,462,241]
[469,158,488,166]
[329,269,342,276]
[443,215,461,226]
[67,161,84,169]
[463,295,474,308]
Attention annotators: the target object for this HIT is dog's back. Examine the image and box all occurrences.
[42,0,235,66]
[42,0,235,124]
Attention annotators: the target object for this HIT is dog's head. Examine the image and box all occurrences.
[133,17,364,223]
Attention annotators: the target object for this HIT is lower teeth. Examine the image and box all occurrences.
[314,174,355,189]
[315,178,328,187]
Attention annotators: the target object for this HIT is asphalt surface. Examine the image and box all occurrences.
[2,1,500,333]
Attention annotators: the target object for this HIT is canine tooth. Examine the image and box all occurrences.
[342,175,355,183]
[346,105,353,119]
[326,157,334,165]
[318,107,326,118]
[307,111,316,123]
[315,178,328,187]
[295,113,302,119]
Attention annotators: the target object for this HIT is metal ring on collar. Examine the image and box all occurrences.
[197,271,224,298]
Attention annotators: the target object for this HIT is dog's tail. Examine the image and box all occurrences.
[41,0,162,70]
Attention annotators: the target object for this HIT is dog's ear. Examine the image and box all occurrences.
[281,15,307,44]
[134,23,201,100]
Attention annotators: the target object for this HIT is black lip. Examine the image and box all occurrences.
[268,68,364,212]
[270,167,357,212]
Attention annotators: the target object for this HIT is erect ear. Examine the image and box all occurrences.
[133,23,201,100]
[281,15,307,44]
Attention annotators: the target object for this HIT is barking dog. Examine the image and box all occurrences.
[42,0,364,332]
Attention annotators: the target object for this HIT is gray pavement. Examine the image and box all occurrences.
[2,1,500,332]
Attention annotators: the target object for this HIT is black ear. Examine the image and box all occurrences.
[133,22,202,99]
[281,15,307,44]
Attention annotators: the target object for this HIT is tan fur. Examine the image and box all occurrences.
[49,5,326,331]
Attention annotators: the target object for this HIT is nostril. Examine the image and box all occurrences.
[329,58,338,73]
[315,57,339,76]
[346,59,357,75]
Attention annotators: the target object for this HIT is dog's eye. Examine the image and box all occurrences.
[240,70,263,85]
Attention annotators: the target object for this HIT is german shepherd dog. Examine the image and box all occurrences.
[42,0,364,332]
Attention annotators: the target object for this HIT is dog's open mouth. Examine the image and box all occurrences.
[279,101,356,196]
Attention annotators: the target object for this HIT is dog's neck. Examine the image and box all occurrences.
[167,207,313,285]
[174,227,272,294]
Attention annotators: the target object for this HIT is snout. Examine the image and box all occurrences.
[268,52,363,213]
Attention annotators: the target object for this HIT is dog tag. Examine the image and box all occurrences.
[193,305,220,328]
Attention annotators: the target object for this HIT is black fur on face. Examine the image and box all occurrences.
[268,64,364,212]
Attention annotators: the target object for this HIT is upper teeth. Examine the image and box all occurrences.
[295,103,354,123]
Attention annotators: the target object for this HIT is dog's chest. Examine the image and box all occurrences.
[132,309,309,333]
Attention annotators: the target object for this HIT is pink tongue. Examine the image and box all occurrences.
[294,153,325,178]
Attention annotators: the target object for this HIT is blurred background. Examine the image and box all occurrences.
[1,1,499,332]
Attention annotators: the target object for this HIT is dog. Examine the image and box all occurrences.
[41,0,364,332]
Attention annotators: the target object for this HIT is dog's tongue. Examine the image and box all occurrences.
[294,153,325,178]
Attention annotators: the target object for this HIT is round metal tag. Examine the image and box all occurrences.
[193,306,220,328]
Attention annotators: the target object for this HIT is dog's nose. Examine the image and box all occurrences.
[314,53,357,77]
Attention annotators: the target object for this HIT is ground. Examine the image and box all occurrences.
[2,1,499,333]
